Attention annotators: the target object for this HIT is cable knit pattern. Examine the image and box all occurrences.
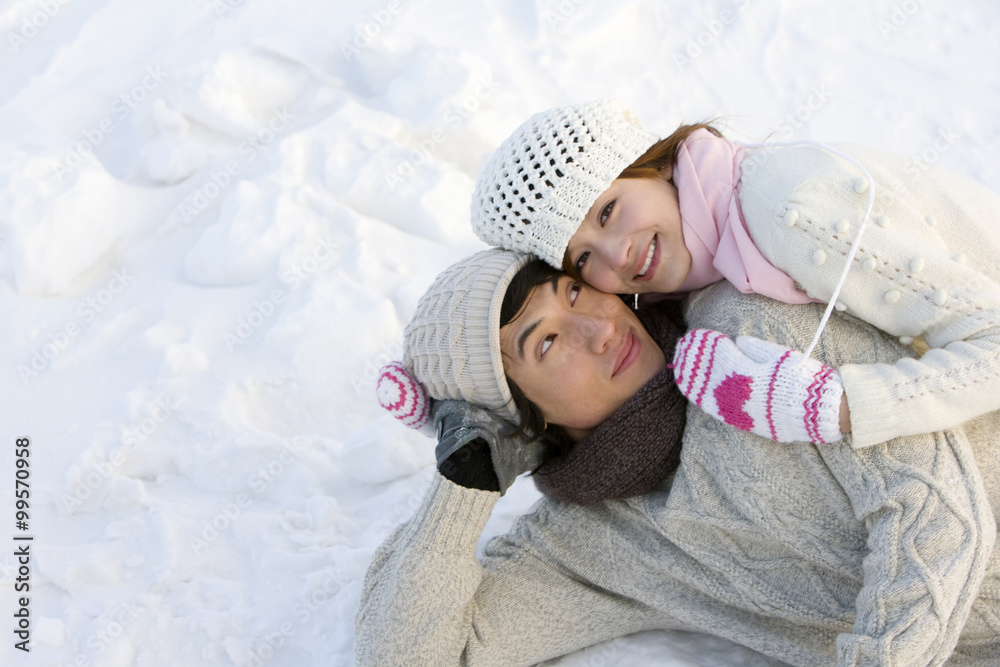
[355,282,999,667]
[738,143,1000,448]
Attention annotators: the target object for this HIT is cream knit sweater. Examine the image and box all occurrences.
[354,282,1000,666]
[738,143,1000,449]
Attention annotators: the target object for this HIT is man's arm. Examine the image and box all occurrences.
[354,474,661,666]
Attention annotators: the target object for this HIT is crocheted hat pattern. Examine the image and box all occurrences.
[471,99,659,268]
[402,248,532,424]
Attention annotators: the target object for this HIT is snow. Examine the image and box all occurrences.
[1,0,998,665]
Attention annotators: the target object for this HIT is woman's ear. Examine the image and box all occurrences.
[660,164,673,181]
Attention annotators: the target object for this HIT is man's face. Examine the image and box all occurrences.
[499,275,667,441]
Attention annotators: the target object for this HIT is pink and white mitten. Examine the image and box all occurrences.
[670,329,844,444]
[376,361,433,435]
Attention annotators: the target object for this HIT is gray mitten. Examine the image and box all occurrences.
[433,400,545,494]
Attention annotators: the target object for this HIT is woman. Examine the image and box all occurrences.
[356,248,1000,666]
[469,100,1000,450]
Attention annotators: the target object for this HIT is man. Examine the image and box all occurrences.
[355,250,1000,666]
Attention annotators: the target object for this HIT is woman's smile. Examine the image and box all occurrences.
[634,235,660,281]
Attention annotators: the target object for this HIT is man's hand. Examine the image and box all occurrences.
[434,400,545,494]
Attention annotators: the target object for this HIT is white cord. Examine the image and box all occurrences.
[741,140,876,361]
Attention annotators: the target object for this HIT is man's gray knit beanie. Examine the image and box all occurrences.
[403,248,532,424]
[470,99,659,269]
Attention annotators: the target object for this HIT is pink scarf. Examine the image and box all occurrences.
[672,129,815,304]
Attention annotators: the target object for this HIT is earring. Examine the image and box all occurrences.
[633,293,639,310]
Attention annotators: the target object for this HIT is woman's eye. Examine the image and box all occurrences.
[540,334,555,357]
[599,200,614,226]
[574,251,590,274]
[569,283,580,305]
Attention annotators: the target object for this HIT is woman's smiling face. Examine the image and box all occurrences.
[565,171,692,295]
[498,275,666,441]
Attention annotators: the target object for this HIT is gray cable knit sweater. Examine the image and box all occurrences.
[354,281,1000,666]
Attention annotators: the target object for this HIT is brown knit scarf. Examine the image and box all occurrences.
[531,303,688,505]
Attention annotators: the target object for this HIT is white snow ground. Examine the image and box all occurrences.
[0,0,998,665]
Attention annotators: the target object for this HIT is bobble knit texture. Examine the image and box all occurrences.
[402,248,531,424]
[471,100,659,268]
[738,142,1000,448]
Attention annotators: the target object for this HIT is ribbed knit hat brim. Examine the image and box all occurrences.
[403,248,532,424]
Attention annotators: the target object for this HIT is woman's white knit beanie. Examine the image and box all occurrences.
[471,99,659,269]
[403,248,532,424]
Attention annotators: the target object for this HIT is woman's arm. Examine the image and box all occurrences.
[739,142,1000,448]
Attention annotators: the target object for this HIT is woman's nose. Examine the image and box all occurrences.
[600,236,631,273]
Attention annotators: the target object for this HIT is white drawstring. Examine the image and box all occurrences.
[741,140,877,361]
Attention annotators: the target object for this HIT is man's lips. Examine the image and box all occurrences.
[633,235,661,282]
[612,330,641,377]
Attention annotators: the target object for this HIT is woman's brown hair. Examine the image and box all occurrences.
[619,122,722,180]
[561,121,723,278]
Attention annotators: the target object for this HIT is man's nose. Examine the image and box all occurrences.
[568,312,615,353]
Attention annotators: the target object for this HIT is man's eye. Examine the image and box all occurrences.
[599,200,614,226]
[541,334,555,357]
[569,283,580,305]
[574,251,589,274]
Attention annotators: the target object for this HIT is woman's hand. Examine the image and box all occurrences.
[839,394,852,434]
[670,329,845,444]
